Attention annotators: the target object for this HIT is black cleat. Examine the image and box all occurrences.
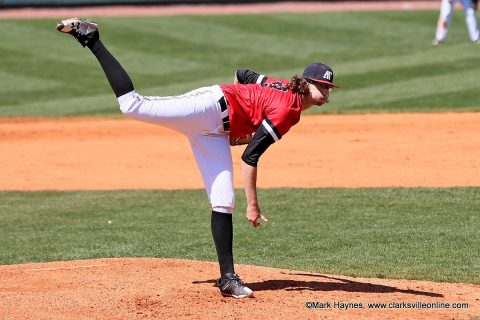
[56,18,99,47]
[216,273,253,299]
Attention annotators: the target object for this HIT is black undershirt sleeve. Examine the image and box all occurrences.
[88,39,134,98]
[241,124,276,167]
[236,69,267,85]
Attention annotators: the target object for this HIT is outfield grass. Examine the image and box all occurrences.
[1,188,479,284]
[0,10,479,116]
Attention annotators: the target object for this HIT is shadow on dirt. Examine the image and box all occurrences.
[193,273,443,297]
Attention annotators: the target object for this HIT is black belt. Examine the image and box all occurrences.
[218,96,231,131]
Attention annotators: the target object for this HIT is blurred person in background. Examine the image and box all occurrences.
[433,0,479,44]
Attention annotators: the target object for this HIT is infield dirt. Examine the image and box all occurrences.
[1,258,479,320]
[1,113,480,190]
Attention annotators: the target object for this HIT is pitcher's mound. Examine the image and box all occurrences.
[0,258,478,319]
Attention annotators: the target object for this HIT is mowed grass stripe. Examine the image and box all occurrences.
[0,11,479,116]
[327,68,480,112]
[383,87,480,110]
[0,75,232,116]
[272,11,433,45]
[338,56,478,90]
[0,188,478,284]
[334,43,479,77]
[105,15,343,58]
[0,20,96,67]
[0,70,60,93]
[102,16,311,70]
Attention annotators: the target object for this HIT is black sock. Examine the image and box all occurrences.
[211,211,234,278]
[87,39,134,98]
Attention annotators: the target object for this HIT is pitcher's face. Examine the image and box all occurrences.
[308,81,332,106]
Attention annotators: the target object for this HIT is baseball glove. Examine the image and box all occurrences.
[229,133,254,146]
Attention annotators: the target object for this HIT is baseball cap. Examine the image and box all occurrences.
[302,63,339,88]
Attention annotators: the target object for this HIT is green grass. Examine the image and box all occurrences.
[0,10,479,116]
[1,188,479,284]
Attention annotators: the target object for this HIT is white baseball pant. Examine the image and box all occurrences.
[117,85,235,214]
[435,0,480,42]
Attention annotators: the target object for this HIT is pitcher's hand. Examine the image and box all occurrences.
[246,205,268,228]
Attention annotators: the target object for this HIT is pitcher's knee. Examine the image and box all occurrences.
[117,90,143,115]
[212,205,234,214]
[210,190,235,214]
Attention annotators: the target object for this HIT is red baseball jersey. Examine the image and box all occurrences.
[220,77,303,140]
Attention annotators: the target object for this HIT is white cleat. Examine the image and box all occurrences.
[216,273,254,299]
[56,18,99,47]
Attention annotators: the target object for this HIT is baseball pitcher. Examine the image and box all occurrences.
[56,18,338,299]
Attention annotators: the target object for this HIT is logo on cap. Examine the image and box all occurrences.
[301,62,339,88]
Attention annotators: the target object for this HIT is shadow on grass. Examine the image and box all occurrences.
[193,272,443,297]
